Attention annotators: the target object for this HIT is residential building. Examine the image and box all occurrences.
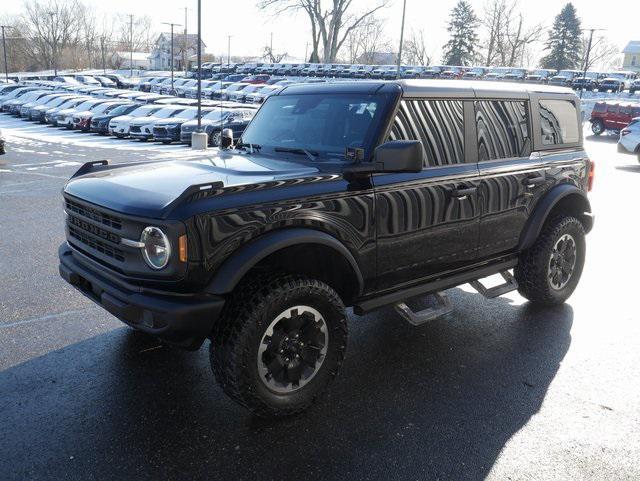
[149,33,206,71]
[622,41,640,72]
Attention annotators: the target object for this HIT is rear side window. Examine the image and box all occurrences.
[475,100,531,161]
[388,99,464,167]
[606,104,619,113]
[539,99,580,146]
[593,103,606,113]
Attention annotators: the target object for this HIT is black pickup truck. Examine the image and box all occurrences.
[59,80,594,416]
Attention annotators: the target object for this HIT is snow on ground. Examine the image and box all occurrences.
[0,114,219,161]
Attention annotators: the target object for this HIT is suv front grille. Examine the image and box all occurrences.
[68,225,125,262]
[130,126,141,133]
[65,199,122,230]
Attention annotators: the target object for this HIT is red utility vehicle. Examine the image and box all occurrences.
[590,101,640,135]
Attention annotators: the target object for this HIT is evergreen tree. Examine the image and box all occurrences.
[540,3,582,70]
[442,1,479,66]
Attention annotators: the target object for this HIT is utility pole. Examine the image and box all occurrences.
[0,25,10,82]
[270,32,273,61]
[129,14,134,78]
[580,27,605,99]
[47,12,57,76]
[162,22,182,91]
[304,42,309,63]
[227,35,232,65]
[396,0,407,79]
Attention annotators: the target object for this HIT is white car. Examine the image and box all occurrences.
[55,99,110,128]
[618,117,640,160]
[128,106,187,140]
[108,104,163,138]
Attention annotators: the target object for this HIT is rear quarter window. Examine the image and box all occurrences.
[539,99,580,146]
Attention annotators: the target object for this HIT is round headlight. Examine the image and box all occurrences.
[140,226,171,270]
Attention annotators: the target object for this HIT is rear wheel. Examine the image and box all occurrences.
[591,119,604,135]
[210,274,347,417]
[515,216,586,306]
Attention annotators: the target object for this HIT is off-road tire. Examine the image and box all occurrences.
[210,273,347,417]
[591,119,604,135]
[515,216,586,306]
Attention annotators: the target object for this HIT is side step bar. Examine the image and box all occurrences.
[394,292,453,326]
[354,257,517,315]
[469,271,518,299]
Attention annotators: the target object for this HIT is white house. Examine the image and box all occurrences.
[149,33,206,71]
[622,41,640,73]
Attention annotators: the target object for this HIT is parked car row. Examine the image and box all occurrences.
[0,81,258,147]
[189,62,640,90]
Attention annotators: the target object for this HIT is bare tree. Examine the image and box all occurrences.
[581,35,619,71]
[481,0,541,66]
[403,29,431,66]
[115,14,154,52]
[343,16,391,64]
[482,0,513,65]
[20,0,84,73]
[258,0,390,63]
[503,13,542,66]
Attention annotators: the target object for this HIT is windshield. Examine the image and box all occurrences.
[74,101,98,110]
[107,104,134,115]
[240,93,384,160]
[156,107,184,118]
[129,105,155,116]
[204,110,231,121]
[48,96,71,107]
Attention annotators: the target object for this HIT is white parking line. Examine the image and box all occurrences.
[1,307,99,329]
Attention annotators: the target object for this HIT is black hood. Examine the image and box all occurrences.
[64,152,320,218]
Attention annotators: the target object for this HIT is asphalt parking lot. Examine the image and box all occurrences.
[1,122,640,481]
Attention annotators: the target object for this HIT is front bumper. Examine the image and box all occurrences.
[59,243,224,350]
[130,130,153,140]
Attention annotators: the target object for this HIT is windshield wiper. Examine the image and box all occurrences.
[274,147,319,162]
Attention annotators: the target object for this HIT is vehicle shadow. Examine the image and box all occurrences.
[0,289,572,481]
[584,134,618,143]
[616,164,640,173]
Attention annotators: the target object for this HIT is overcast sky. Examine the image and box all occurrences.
[4,0,637,64]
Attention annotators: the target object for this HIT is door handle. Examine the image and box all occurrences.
[523,175,545,188]
[451,186,477,200]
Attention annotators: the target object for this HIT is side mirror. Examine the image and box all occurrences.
[221,128,233,149]
[342,140,423,179]
[374,140,424,173]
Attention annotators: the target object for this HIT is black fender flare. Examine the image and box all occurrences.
[518,184,592,251]
[206,228,364,296]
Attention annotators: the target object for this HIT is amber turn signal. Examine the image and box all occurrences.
[178,235,188,262]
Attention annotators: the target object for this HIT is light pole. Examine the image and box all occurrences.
[197,0,201,131]
[227,35,232,65]
[182,7,188,75]
[191,0,207,150]
[396,0,407,79]
[0,25,10,82]
[161,22,182,92]
[129,14,134,78]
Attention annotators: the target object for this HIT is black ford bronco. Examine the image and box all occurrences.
[59,80,594,416]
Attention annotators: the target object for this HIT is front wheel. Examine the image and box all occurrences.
[591,119,604,135]
[210,274,347,417]
[515,216,586,306]
[209,131,221,146]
